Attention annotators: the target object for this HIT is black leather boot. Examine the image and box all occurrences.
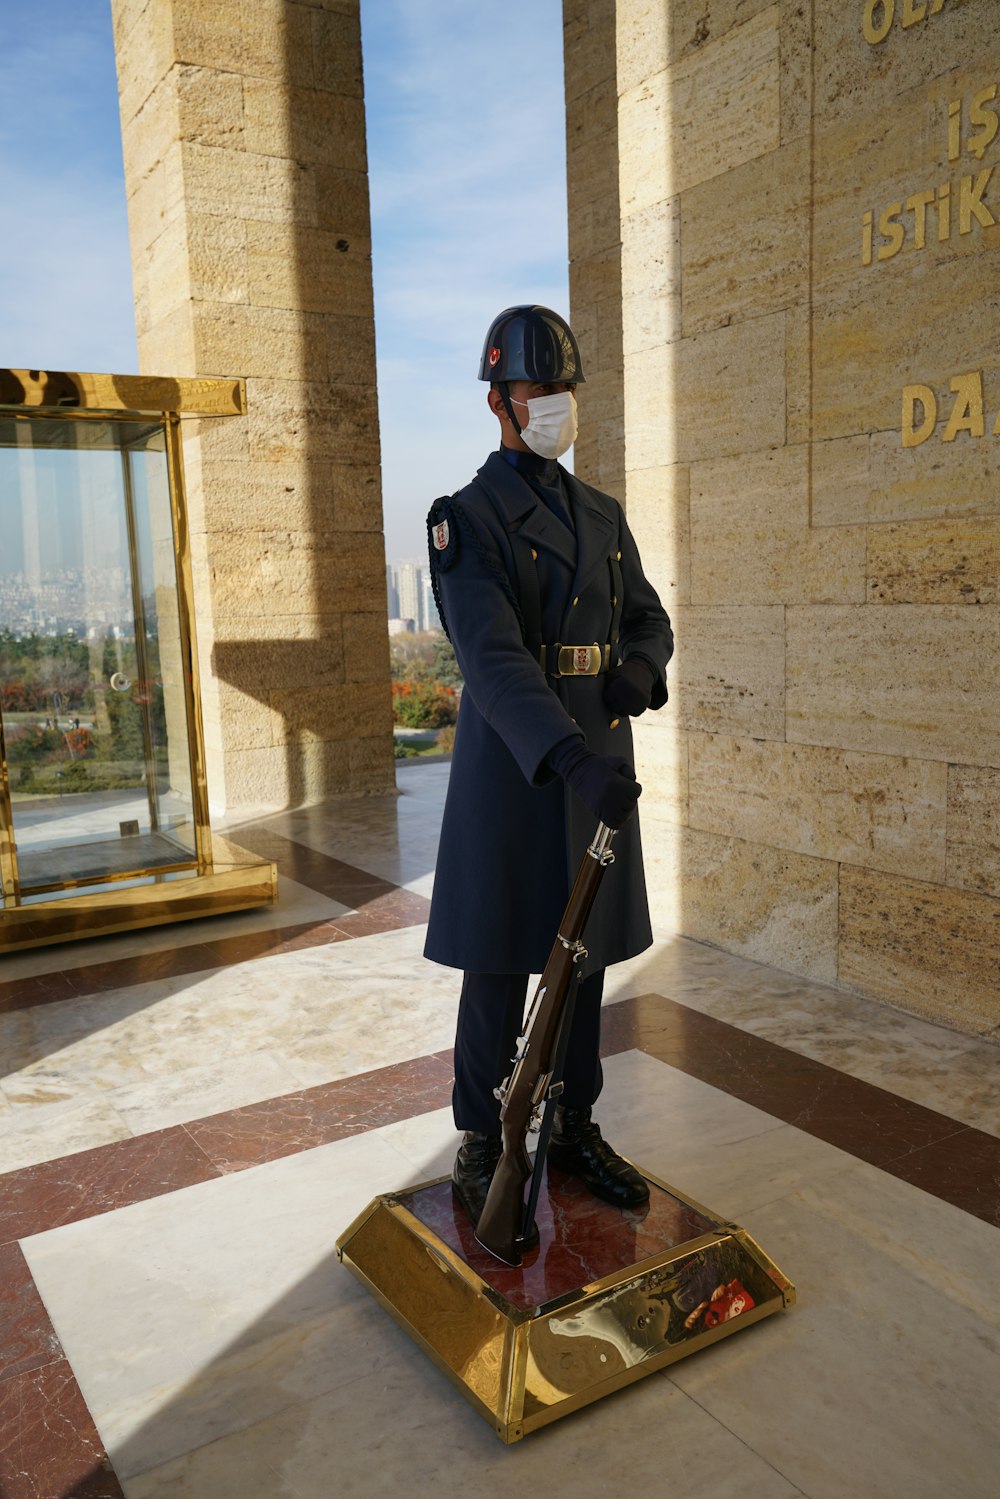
[451,1132,539,1248]
[452,1131,501,1225]
[547,1105,650,1207]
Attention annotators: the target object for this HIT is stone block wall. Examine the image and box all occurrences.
[565,0,1000,1037]
[564,0,626,499]
[111,0,393,811]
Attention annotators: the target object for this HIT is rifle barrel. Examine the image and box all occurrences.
[471,821,619,1266]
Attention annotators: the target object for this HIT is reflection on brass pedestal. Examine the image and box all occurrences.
[337,1163,795,1444]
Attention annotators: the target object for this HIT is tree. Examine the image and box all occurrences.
[391,680,459,729]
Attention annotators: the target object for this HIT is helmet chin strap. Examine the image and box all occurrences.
[499,381,524,437]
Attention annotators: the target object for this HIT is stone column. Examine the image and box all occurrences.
[563,0,625,499]
[111,0,393,811]
[565,0,1000,1039]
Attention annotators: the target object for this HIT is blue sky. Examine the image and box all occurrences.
[0,0,569,561]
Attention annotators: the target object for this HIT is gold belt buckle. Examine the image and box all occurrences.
[557,643,602,676]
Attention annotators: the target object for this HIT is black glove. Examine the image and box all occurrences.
[603,656,657,718]
[547,736,642,829]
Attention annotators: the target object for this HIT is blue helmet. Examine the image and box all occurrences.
[478,305,586,384]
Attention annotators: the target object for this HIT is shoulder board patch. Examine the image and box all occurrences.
[427,496,460,572]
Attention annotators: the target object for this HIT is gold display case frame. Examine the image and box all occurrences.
[0,369,276,952]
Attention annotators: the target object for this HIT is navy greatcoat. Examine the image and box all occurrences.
[424,449,674,978]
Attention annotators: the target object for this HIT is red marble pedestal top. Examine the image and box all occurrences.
[396,1167,717,1314]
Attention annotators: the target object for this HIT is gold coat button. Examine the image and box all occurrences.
[616,550,622,560]
[610,718,620,729]
[572,596,579,605]
[531,548,538,560]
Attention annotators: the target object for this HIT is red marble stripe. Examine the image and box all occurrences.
[328,887,431,937]
[0,1359,124,1499]
[608,993,1000,1228]
[0,1128,220,1248]
[183,1052,454,1173]
[1,992,996,1255]
[886,1126,1000,1225]
[215,827,401,905]
[0,1244,62,1385]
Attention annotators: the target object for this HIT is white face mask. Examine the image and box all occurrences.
[512,390,578,459]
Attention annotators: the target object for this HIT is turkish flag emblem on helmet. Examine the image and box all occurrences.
[488,346,501,367]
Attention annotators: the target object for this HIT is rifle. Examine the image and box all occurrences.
[475,820,617,1266]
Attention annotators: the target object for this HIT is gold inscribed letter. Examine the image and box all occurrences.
[877,203,906,260]
[948,100,962,162]
[906,190,935,249]
[863,0,894,45]
[937,182,952,241]
[901,385,937,448]
[968,86,999,162]
[901,0,927,26]
[959,169,997,234]
[942,372,985,443]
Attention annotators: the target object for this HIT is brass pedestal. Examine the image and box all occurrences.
[337,1163,795,1444]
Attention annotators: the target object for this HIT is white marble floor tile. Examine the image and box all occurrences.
[0,1093,132,1173]
[592,1054,859,1220]
[244,763,448,893]
[2,927,454,1160]
[122,1354,802,1499]
[108,1051,308,1137]
[23,1130,422,1478]
[669,1173,1000,1499]
[23,1053,996,1499]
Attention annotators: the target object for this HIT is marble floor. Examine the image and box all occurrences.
[1,762,998,1498]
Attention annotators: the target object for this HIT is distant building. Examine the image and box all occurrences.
[395,562,424,632]
[422,574,440,633]
[384,559,441,634]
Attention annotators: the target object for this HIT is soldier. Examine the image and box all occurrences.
[425,305,674,1235]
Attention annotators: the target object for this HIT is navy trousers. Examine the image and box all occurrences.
[452,969,605,1133]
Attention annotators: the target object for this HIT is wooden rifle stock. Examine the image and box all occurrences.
[474,822,617,1265]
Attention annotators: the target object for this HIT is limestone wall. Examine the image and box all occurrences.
[111,0,393,811]
[567,0,1000,1037]
[564,0,626,498]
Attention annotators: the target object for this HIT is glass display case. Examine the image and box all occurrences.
[0,370,276,951]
